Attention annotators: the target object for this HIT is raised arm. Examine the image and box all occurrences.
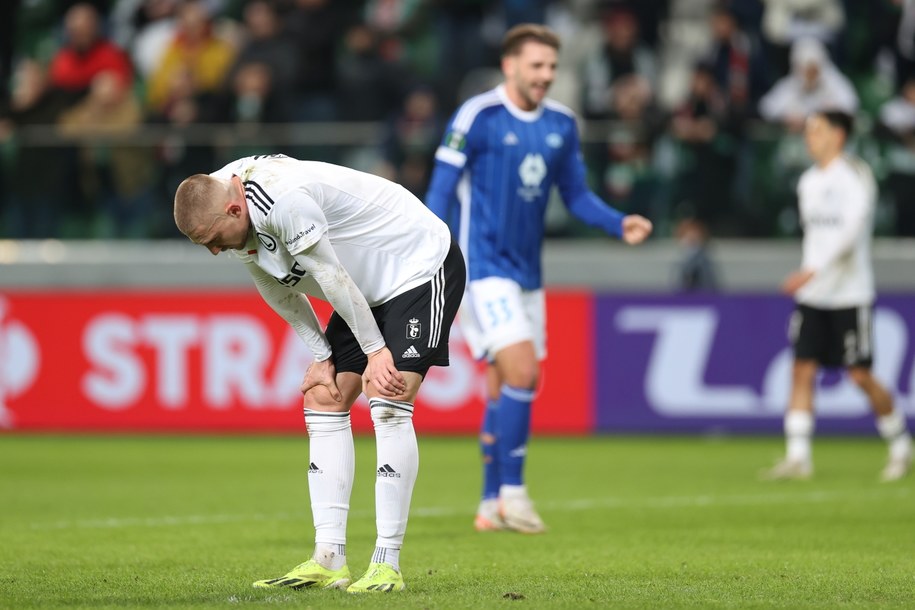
[555,120,652,243]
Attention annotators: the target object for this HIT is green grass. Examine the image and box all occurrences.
[0,435,913,609]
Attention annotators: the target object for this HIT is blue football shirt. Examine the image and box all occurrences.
[426,85,624,290]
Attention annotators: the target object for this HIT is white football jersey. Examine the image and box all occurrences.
[795,153,876,308]
[211,155,452,306]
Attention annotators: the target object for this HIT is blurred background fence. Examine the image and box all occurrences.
[1,118,914,241]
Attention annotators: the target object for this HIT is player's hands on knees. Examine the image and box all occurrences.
[300,358,343,402]
[364,347,407,397]
[621,215,653,245]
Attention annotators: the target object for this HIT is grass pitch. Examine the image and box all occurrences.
[1,435,912,609]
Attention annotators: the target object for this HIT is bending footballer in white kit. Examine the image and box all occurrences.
[173,153,466,593]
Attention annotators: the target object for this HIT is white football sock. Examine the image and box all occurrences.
[313,543,346,571]
[876,409,912,461]
[499,484,528,500]
[369,398,417,556]
[371,546,401,572]
[304,409,354,562]
[785,410,814,463]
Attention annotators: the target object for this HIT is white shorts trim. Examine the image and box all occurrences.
[459,277,546,361]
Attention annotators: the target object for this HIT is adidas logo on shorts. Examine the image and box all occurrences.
[402,345,421,359]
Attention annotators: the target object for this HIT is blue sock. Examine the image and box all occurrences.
[497,384,535,487]
[480,399,500,500]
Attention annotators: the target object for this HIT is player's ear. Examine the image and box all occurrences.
[226,201,244,218]
[226,177,245,217]
[501,55,514,76]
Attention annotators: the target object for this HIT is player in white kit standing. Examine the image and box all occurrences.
[173,154,465,592]
[765,111,912,481]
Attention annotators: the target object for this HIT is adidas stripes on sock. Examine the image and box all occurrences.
[304,409,354,550]
[369,398,418,554]
[371,546,401,572]
[498,384,535,487]
[480,398,500,500]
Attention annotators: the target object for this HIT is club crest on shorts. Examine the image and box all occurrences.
[406,317,422,339]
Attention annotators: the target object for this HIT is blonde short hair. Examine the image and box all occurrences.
[173,174,227,238]
[501,23,561,57]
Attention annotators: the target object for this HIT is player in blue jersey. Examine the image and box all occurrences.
[425,24,653,533]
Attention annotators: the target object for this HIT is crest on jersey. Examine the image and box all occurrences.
[517,153,547,202]
[257,232,278,252]
[406,317,422,339]
[444,131,466,151]
[546,133,563,148]
[519,154,547,188]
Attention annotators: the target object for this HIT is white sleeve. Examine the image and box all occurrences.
[245,262,333,361]
[268,187,328,255]
[293,235,385,355]
[804,172,870,273]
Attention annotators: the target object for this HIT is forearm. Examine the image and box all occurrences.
[294,242,384,355]
[567,190,624,237]
[557,128,625,238]
[249,266,333,361]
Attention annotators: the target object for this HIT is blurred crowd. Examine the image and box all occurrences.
[2,0,915,241]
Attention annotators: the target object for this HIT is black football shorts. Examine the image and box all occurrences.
[327,239,465,376]
[789,303,874,368]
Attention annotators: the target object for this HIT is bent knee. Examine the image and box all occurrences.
[303,387,351,413]
[502,364,539,390]
[362,371,424,404]
[847,366,874,388]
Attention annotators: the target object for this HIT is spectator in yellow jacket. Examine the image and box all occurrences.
[146,0,235,113]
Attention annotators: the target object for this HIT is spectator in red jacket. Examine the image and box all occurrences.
[50,3,133,103]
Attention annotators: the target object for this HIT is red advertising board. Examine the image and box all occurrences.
[0,291,592,434]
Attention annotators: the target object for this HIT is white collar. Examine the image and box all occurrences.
[496,84,544,122]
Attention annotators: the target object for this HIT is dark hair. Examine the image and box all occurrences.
[816,110,854,138]
[501,23,561,57]
[711,0,737,18]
